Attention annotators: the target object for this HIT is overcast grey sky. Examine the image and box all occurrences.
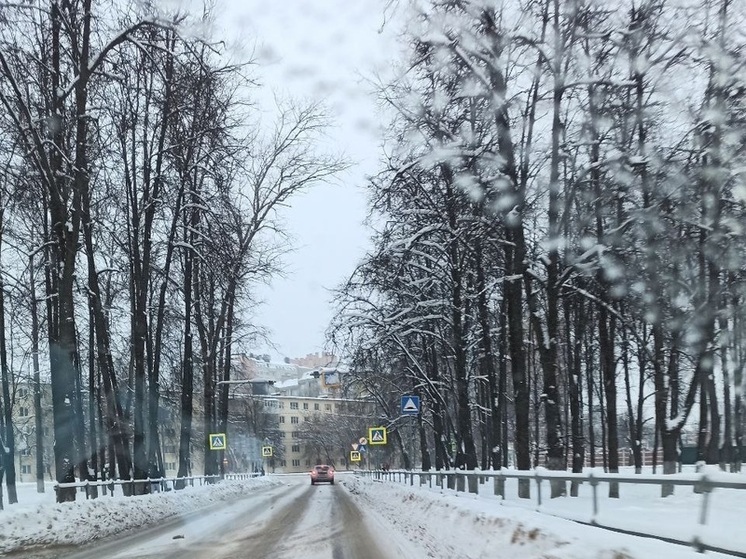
[217,0,400,360]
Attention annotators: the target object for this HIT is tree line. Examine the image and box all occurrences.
[330,0,746,498]
[0,0,344,504]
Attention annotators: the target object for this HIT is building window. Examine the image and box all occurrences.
[291,431,300,438]
[303,402,309,410]
[18,406,30,417]
[279,432,286,438]
[290,402,299,410]
[278,402,285,409]
[21,465,32,474]
[291,416,299,424]
[281,459,287,467]
[164,445,176,454]
[292,444,300,452]
[165,462,176,471]
[325,404,331,412]
[20,448,32,456]
[292,459,300,467]
[18,388,29,398]
[279,416,285,423]
[305,459,310,466]
[314,403,319,410]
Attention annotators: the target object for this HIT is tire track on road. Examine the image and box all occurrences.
[330,485,387,559]
[226,484,315,559]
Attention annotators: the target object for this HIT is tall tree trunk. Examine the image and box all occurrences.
[175,196,198,489]
[567,294,584,496]
[441,165,477,487]
[477,5,533,497]
[585,319,596,468]
[429,344,448,471]
[30,253,45,493]
[47,0,83,504]
[600,308,619,496]
[622,322,642,473]
[537,0,567,499]
[217,292,236,477]
[720,312,733,470]
[81,197,133,488]
[87,306,98,498]
[0,251,17,504]
[731,284,743,472]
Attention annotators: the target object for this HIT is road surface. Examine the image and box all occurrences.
[20,474,409,559]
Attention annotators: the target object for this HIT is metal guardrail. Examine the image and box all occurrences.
[356,468,746,557]
[54,472,262,498]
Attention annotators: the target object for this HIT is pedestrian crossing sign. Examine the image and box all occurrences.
[262,446,273,457]
[209,433,227,450]
[368,426,387,445]
[350,450,362,462]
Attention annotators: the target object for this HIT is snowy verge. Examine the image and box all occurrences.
[0,477,282,554]
[341,475,730,559]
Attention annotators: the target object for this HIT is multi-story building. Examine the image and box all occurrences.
[222,370,375,474]
[10,380,206,483]
[12,382,54,484]
[262,394,375,473]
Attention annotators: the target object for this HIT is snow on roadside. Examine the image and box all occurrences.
[0,477,282,554]
[341,475,731,559]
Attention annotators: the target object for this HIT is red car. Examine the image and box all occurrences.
[310,464,334,485]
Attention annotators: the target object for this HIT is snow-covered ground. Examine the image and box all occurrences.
[0,477,284,554]
[343,472,738,559]
[0,470,741,558]
[360,465,746,555]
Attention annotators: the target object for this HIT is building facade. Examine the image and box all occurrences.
[258,394,375,473]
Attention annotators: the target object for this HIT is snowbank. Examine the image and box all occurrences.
[0,477,282,554]
[341,474,731,559]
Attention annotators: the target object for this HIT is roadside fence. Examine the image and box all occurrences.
[356,467,746,557]
[54,472,262,499]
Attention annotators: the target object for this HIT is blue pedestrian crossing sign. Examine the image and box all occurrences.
[368,427,387,445]
[401,395,420,415]
[209,433,227,450]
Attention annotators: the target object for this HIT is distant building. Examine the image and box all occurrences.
[12,383,54,483]
[224,371,374,474]
[254,394,375,474]
[10,380,205,483]
[289,352,338,370]
[233,353,311,383]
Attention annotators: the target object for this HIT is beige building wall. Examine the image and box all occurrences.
[12,383,54,483]
[266,395,373,474]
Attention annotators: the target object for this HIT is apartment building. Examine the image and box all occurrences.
[263,394,376,473]
[12,383,54,483]
[10,381,207,483]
